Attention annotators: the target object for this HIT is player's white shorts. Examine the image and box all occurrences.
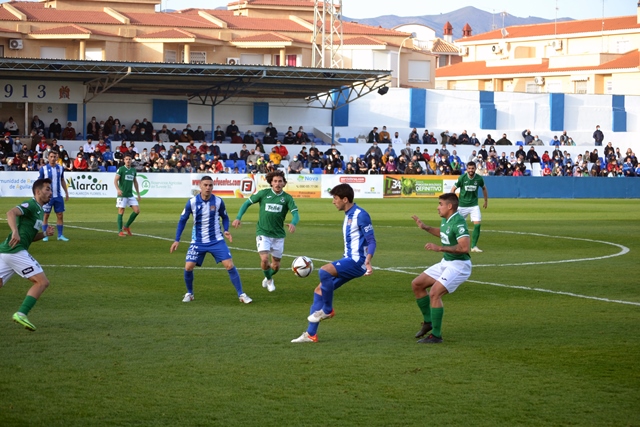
[0,251,44,285]
[116,197,139,208]
[424,259,472,294]
[256,236,284,258]
[458,205,481,222]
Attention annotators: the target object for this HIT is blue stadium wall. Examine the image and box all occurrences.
[484,177,640,198]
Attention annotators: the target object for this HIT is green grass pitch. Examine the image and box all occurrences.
[1,197,639,426]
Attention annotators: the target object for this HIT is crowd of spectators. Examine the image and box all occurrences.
[0,115,637,177]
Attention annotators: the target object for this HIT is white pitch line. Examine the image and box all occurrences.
[55,224,638,307]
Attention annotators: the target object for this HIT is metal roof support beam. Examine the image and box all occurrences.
[306,75,391,109]
[188,76,260,107]
[84,67,131,103]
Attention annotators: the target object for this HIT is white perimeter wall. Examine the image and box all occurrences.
[52,88,640,148]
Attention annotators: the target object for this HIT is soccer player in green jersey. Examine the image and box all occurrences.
[450,161,488,253]
[114,153,141,237]
[232,170,299,292]
[0,178,56,331]
[410,193,472,344]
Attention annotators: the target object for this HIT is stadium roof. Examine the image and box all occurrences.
[0,58,390,107]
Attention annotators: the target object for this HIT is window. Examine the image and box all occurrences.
[241,53,263,65]
[372,51,388,70]
[526,82,541,93]
[616,40,630,53]
[40,47,66,59]
[574,80,587,94]
[605,80,613,94]
[165,50,177,63]
[85,48,103,61]
[190,51,206,64]
[438,55,448,68]
[408,60,430,82]
[0,45,4,58]
[273,54,298,66]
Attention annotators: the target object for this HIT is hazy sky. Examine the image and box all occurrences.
[156,0,636,20]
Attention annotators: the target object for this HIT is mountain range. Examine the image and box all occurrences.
[345,6,573,39]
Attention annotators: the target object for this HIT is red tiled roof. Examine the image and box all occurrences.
[30,24,118,37]
[432,38,459,54]
[343,35,386,46]
[9,3,122,25]
[459,16,640,43]
[436,49,640,78]
[137,28,197,39]
[121,12,219,28]
[0,7,20,21]
[233,32,293,42]
[227,0,319,8]
[208,11,310,32]
[340,20,411,37]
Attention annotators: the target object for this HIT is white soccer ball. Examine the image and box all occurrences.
[291,256,314,278]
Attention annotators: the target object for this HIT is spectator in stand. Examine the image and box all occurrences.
[73,153,88,171]
[213,125,225,142]
[4,117,19,136]
[198,140,210,155]
[458,130,470,145]
[590,159,603,176]
[288,156,303,174]
[566,137,576,146]
[242,130,255,146]
[297,146,308,166]
[400,143,412,160]
[522,129,534,145]
[245,159,256,173]
[515,145,527,161]
[139,127,152,142]
[211,157,224,173]
[182,124,194,139]
[235,144,248,161]
[541,150,551,165]
[264,122,278,144]
[86,117,100,139]
[129,142,139,156]
[384,143,397,160]
[421,130,433,144]
[247,149,260,166]
[295,126,310,144]
[392,132,403,145]
[185,140,198,162]
[589,149,599,164]
[379,126,391,143]
[384,156,397,173]
[111,126,126,142]
[95,139,108,155]
[450,158,462,175]
[449,133,459,146]
[269,148,282,166]
[408,128,419,144]
[87,154,100,172]
[367,126,380,143]
[83,138,96,156]
[61,122,76,140]
[467,132,480,146]
[283,126,295,144]
[307,147,322,170]
[635,163,640,177]
[526,146,541,168]
[484,134,495,145]
[593,125,604,146]
[450,150,462,165]
[495,133,512,145]
[475,145,487,161]
[193,126,205,141]
[140,148,150,164]
[254,139,265,154]
[179,129,193,143]
[109,118,121,136]
[274,141,290,160]
[439,144,450,159]
[606,159,622,177]
[367,158,380,174]
[439,130,450,145]
[603,142,614,159]
[559,130,569,145]
[355,157,368,174]
[550,135,561,146]
[48,118,62,139]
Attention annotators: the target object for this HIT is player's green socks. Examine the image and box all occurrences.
[431,307,444,338]
[263,268,273,280]
[416,295,431,322]
[18,295,38,316]
[117,214,123,231]
[472,224,482,248]
[125,212,139,227]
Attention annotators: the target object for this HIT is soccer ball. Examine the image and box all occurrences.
[291,256,314,278]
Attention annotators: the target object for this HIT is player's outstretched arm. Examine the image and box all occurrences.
[412,215,440,237]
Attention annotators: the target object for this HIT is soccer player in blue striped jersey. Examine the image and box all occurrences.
[292,183,376,343]
[170,176,252,304]
[38,151,70,241]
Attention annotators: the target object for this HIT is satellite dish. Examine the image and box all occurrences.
[501,28,509,38]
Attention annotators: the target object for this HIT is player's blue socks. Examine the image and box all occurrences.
[42,224,48,233]
[184,270,194,294]
[306,292,323,336]
[319,269,335,314]
[57,225,63,238]
[227,266,243,295]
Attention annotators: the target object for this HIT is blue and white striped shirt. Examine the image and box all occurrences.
[175,194,229,245]
[38,163,65,198]
[342,203,376,262]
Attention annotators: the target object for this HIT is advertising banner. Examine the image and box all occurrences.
[256,174,322,198]
[384,175,449,198]
[0,80,84,103]
[320,175,384,198]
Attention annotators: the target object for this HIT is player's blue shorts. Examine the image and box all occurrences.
[186,241,232,266]
[328,257,367,290]
[43,196,65,214]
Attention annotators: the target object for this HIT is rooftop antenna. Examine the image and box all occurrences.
[492,9,497,30]
[554,0,558,38]
[601,0,605,52]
